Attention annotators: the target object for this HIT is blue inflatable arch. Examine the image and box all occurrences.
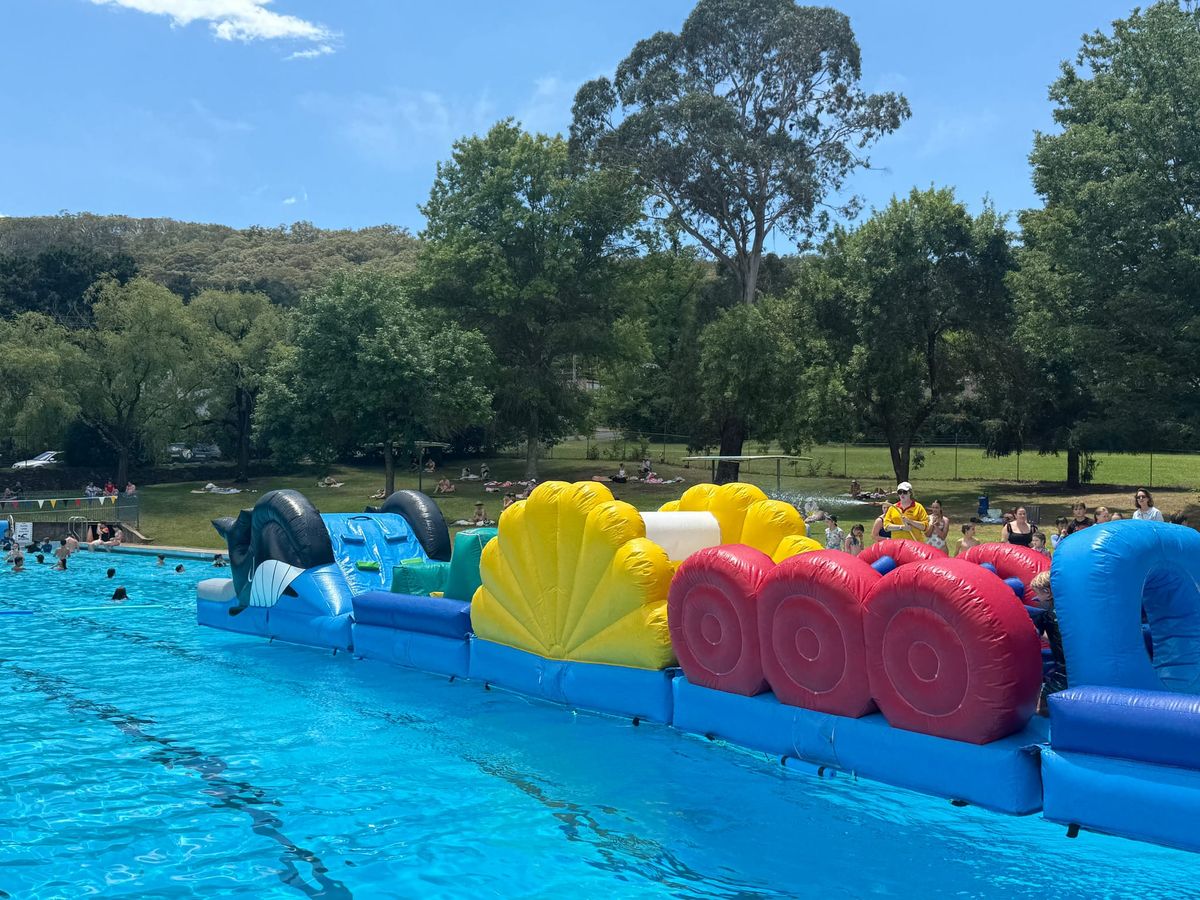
[1051,521,1200,692]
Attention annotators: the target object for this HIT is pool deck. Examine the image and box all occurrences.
[89,543,226,562]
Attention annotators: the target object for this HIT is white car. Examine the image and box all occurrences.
[12,450,61,469]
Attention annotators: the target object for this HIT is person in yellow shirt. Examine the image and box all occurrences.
[883,482,929,542]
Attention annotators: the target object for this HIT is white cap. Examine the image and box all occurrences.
[896,481,913,493]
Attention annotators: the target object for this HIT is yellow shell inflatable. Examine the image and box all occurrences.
[658,482,809,560]
[472,481,676,669]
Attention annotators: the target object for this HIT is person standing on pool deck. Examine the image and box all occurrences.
[882,482,929,541]
[1132,488,1165,522]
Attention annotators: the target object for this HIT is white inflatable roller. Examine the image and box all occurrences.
[641,511,722,561]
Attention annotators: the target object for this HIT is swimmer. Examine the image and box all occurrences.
[174,564,185,573]
[111,586,128,602]
[106,567,116,579]
[213,553,226,568]
[53,543,69,570]
[156,554,166,566]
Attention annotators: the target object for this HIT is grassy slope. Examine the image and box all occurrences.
[138,454,1200,550]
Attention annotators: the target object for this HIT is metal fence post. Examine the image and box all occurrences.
[954,433,959,480]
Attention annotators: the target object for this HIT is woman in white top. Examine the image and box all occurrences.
[925,499,950,551]
[1132,488,1164,522]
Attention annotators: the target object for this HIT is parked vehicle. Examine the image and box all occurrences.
[167,442,223,462]
[11,450,61,470]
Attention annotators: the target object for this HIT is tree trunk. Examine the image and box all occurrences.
[235,387,252,483]
[384,441,396,496]
[715,416,746,484]
[116,445,129,489]
[1066,448,1081,489]
[525,408,540,479]
[888,440,910,485]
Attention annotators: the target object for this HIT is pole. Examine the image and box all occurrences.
[1017,451,1021,482]
[843,441,848,479]
[661,431,667,463]
[1150,446,1154,489]
[711,459,717,482]
[417,447,424,493]
[954,433,959,481]
[776,458,782,493]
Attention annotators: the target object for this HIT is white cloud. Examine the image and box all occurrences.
[190,99,252,133]
[286,43,334,61]
[282,196,297,205]
[281,187,308,205]
[919,111,1000,158]
[88,0,335,51]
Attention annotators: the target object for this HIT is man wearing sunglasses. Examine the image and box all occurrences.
[883,481,930,542]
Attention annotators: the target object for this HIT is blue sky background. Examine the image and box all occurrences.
[0,1,1141,238]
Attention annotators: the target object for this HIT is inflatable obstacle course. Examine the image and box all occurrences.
[195,485,1200,852]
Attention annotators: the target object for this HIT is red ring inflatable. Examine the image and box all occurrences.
[958,543,1048,605]
[757,550,880,717]
[858,538,947,568]
[863,558,1042,744]
[668,544,775,695]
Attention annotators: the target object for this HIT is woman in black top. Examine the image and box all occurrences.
[1002,506,1038,547]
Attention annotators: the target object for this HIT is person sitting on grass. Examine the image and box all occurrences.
[435,477,455,494]
[612,465,628,484]
[1030,570,1067,716]
[823,515,846,551]
[424,458,436,473]
[480,463,490,481]
[955,522,979,556]
[502,492,517,510]
[843,523,865,556]
[882,482,929,542]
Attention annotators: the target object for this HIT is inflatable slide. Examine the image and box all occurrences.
[197,489,451,651]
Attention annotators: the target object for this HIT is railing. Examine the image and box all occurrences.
[0,493,139,528]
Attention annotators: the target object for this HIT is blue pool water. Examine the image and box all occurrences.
[2,553,1198,898]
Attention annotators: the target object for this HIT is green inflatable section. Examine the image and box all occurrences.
[390,559,450,596]
[443,527,497,601]
[388,528,497,601]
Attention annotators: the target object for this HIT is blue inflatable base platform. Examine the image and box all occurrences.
[671,677,1047,814]
[196,599,352,651]
[352,623,470,679]
[1042,749,1200,852]
[468,638,676,723]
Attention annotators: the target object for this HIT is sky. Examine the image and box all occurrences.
[0,0,1144,238]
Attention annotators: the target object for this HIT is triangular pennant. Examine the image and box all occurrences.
[75,498,82,507]
[49,499,57,509]
[37,500,44,509]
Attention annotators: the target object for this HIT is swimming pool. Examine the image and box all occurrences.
[1,553,1197,898]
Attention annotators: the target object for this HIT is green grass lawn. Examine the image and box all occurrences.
[136,453,1200,550]
[553,438,1200,488]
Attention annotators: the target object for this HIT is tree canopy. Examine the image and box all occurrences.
[419,120,643,477]
[1012,0,1200,483]
[255,272,493,494]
